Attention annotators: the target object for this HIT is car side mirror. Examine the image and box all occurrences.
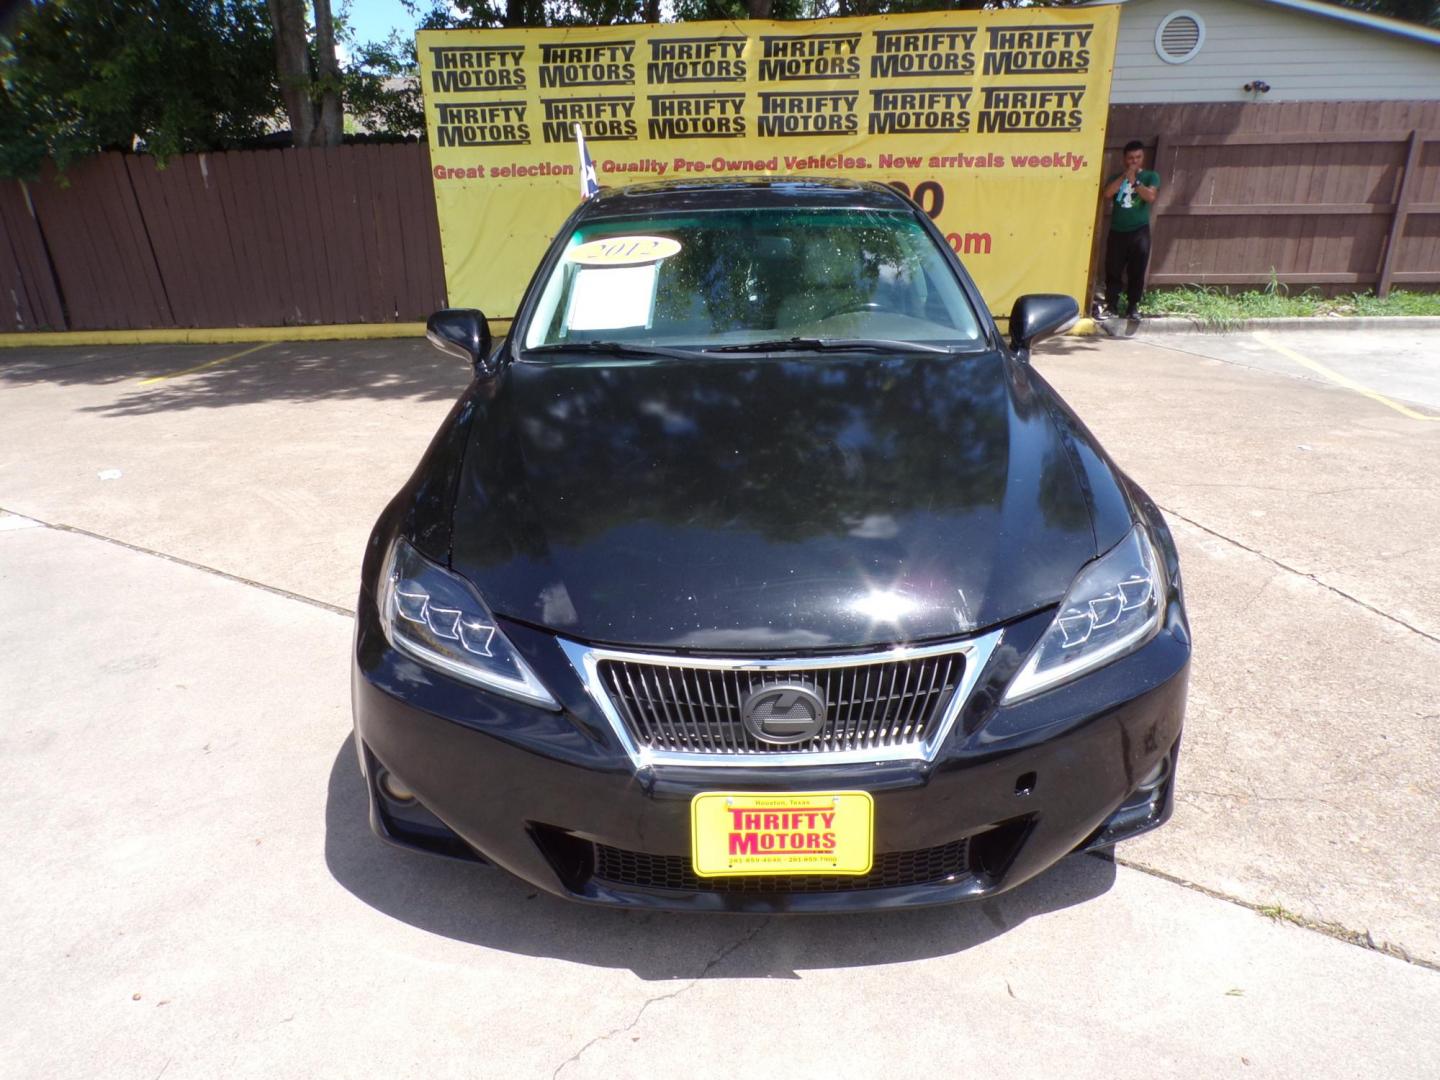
[1009,294,1080,357]
[426,308,495,375]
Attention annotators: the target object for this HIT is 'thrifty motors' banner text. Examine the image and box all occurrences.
[418,10,1117,318]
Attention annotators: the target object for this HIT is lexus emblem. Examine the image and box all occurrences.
[739,683,827,745]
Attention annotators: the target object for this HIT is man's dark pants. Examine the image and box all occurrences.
[1104,224,1151,316]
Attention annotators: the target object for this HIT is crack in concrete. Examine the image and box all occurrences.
[1184,774,1347,814]
[0,507,354,619]
[1159,503,1440,646]
[1235,567,1280,613]
[1101,853,1440,974]
[551,919,771,1079]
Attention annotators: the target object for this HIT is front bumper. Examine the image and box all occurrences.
[351,584,1190,912]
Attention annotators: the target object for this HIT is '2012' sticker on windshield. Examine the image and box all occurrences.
[568,236,681,267]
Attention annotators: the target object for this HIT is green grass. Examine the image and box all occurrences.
[1138,283,1440,326]
[1257,903,1304,925]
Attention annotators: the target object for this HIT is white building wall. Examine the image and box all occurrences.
[1106,0,1440,103]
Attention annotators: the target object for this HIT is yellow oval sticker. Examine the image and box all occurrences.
[568,235,681,267]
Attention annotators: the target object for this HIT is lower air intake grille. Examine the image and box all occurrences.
[592,838,972,894]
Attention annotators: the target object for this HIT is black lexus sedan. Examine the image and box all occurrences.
[351,177,1190,911]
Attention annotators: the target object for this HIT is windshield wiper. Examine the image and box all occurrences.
[704,337,955,355]
[523,340,707,361]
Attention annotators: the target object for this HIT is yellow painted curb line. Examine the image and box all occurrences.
[138,342,275,385]
[1255,331,1440,423]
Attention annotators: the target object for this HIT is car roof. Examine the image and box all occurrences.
[578,176,915,218]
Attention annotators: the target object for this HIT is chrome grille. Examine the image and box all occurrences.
[561,631,1004,768]
[597,652,964,755]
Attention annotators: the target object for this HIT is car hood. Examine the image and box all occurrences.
[449,350,1110,651]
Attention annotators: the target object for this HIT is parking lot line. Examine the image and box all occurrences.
[137,341,275,385]
[1255,331,1440,422]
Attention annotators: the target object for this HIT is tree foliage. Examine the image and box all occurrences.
[0,0,280,177]
[343,28,426,136]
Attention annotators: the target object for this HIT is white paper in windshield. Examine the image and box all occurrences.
[565,263,658,331]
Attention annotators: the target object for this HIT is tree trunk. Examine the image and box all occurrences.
[311,0,344,146]
[745,0,774,16]
[643,0,660,23]
[266,0,315,147]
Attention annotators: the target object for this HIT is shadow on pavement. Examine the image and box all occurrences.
[0,333,1104,420]
[0,339,469,414]
[1033,336,1107,357]
[323,737,1117,980]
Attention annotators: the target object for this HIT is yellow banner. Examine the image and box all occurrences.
[418,10,1116,319]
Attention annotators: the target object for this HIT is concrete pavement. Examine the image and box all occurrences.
[1136,324,1440,412]
[1035,334,1440,965]
[3,521,1438,1080]
[0,339,459,610]
[2,328,1438,1077]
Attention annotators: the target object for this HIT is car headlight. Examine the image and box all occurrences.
[378,538,559,709]
[1003,524,1166,703]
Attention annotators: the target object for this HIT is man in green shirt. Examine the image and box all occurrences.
[1100,140,1161,320]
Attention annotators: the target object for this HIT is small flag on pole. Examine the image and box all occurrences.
[575,123,600,200]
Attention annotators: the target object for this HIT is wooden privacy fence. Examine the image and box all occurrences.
[0,143,447,332]
[1097,101,1440,297]
[5,102,1439,333]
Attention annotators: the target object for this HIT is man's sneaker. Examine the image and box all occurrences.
[1093,303,1118,320]
[1126,309,1146,322]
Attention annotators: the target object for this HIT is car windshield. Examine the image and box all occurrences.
[520,207,986,353]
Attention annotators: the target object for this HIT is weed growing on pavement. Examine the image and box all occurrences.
[1258,904,1303,925]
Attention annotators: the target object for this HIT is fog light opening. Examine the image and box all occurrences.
[1136,756,1171,793]
[378,769,415,803]
[1014,771,1037,797]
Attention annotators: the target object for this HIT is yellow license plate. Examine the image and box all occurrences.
[690,791,874,877]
